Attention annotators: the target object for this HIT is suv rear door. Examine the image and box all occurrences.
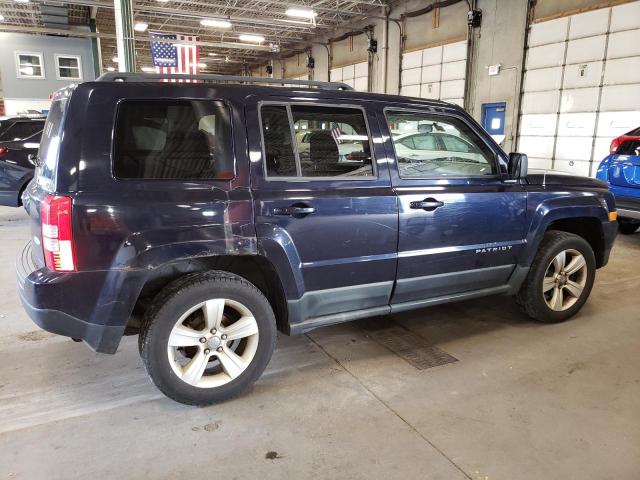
[247,95,398,324]
[381,106,527,308]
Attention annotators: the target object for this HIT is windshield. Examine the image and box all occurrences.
[36,99,67,190]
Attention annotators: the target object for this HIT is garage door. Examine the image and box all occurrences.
[399,40,467,107]
[330,62,368,91]
[518,1,640,176]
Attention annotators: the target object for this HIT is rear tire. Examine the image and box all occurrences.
[618,220,640,235]
[516,231,596,323]
[139,271,277,406]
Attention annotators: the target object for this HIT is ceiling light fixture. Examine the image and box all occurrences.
[112,56,119,63]
[208,52,218,56]
[106,67,116,72]
[134,22,148,32]
[285,8,316,18]
[197,62,207,68]
[141,66,155,72]
[0,14,4,21]
[14,0,30,3]
[238,34,265,43]
[200,18,232,28]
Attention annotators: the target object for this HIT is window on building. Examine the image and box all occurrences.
[16,53,44,79]
[113,100,234,180]
[260,104,374,178]
[55,55,82,80]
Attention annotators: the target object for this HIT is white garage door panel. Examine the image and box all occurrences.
[422,46,443,66]
[555,137,593,160]
[447,98,465,107]
[560,87,600,113]
[593,137,613,161]
[342,64,355,80]
[354,76,368,92]
[523,66,563,92]
[518,136,555,157]
[527,43,565,69]
[354,62,368,78]
[519,114,558,136]
[343,79,355,88]
[402,50,423,69]
[400,84,421,97]
[610,1,640,32]
[529,17,568,46]
[607,30,640,59]
[601,84,640,110]
[604,57,640,85]
[554,159,592,176]
[442,41,467,62]
[562,62,603,89]
[420,82,440,99]
[330,68,342,81]
[569,8,609,39]
[557,113,597,137]
[521,90,560,114]
[528,158,553,170]
[596,111,640,136]
[565,35,606,64]
[441,60,466,81]
[401,67,422,86]
[421,64,441,83]
[440,79,465,99]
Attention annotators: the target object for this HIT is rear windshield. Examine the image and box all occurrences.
[36,99,67,190]
[0,120,43,141]
[617,140,640,156]
[628,127,640,136]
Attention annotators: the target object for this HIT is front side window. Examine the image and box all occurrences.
[16,53,44,79]
[386,111,497,178]
[113,100,234,180]
[56,55,82,80]
[261,104,374,178]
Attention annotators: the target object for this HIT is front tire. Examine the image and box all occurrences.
[139,271,277,406]
[516,231,596,323]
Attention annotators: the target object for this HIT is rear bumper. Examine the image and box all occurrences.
[613,195,640,220]
[16,242,143,354]
[0,190,20,207]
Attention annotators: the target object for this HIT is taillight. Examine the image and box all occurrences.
[0,146,6,157]
[610,137,623,155]
[40,195,75,272]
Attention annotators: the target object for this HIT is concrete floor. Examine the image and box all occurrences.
[0,205,638,480]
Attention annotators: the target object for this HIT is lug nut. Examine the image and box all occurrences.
[221,334,227,340]
[199,337,206,343]
[210,328,217,334]
[217,347,223,352]
[204,348,210,354]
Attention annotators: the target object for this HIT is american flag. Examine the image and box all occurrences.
[150,33,199,82]
[331,123,343,144]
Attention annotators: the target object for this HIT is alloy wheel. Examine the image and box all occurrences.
[542,249,588,312]
[167,298,259,388]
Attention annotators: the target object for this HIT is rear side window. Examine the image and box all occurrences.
[260,104,374,178]
[114,100,233,180]
[0,120,43,141]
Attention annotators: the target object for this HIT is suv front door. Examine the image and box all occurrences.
[382,107,527,309]
[246,97,398,327]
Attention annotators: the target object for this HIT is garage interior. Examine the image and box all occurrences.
[0,0,639,478]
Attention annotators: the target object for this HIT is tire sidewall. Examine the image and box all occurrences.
[142,274,276,405]
[528,235,596,323]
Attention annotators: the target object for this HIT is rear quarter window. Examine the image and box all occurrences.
[36,99,67,190]
[113,100,234,180]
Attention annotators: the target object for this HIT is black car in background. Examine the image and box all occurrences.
[0,118,45,206]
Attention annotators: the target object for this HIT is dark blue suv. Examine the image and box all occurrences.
[17,74,618,405]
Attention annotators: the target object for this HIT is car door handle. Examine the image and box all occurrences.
[272,205,316,217]
[409,198,444,211]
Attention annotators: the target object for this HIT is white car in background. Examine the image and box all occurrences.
[392,131,494,177]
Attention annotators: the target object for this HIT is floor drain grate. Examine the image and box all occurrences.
[360,319,458,370]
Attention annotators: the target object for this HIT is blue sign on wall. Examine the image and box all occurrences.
[481,102,506,144]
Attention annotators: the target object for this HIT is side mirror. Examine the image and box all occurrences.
[508,152,528,179]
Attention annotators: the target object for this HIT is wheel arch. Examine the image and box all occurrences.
[130,255,289,334]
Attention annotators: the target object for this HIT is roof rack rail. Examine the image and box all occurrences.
[95,72,354,91]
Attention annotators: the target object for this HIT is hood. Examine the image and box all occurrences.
[526,169,608,189]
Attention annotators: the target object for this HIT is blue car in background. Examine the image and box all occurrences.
[596,129,640,235]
